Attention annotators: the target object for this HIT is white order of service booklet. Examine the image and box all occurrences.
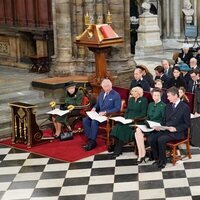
[110,116,132,124]
[47,108,70,116]
[86,111,107,123]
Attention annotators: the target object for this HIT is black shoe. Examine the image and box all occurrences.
[110,153,121,159]
[152,160,160,166]
[137,156,147,164]
[108,145,115,152]
[53,134,60,139]
[83,141,97,151]
[157,161,166,169]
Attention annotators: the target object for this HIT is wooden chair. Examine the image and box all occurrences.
[98,99,126,147]
[166,128,191,165]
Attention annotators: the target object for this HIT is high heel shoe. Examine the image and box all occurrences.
[137,156,147,164]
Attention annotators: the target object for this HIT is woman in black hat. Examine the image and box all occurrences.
[52,81,84,138]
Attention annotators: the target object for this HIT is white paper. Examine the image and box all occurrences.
[86,111,107,123]
[110,116,132,124]
[146,120,169,131]
[135,125,154,132]
[47,108,69,116]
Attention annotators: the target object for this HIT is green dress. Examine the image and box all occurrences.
[144,101,166,136]
[56,89,83,123]
[111,96,148,142]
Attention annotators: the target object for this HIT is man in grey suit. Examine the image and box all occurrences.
[148,87,190,169]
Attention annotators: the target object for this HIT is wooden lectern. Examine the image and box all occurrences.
[9,102,43,148]
[76,24,123,93]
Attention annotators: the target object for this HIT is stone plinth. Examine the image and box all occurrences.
[135,14,163,56]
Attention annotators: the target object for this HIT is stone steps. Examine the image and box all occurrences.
[0,65,50,139]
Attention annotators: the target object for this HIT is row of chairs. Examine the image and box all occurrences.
[39,86,192,165]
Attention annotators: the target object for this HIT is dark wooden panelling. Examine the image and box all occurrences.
[0,0,52,28]
[15,0,26,26]
[25,0,35,27]
[0,0,5,24]
[37,0,49,27]
[4,0,14,25]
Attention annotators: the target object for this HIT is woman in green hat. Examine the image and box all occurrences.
[51,81,84,138]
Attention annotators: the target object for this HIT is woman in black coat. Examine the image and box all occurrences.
[167,66,186,89]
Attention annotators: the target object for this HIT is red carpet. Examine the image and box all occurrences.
[0,133,107,162]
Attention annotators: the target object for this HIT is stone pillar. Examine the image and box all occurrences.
[52,0,75,75]
[135,13,163,56]
[193,0,197,26]
[173,0,181,38]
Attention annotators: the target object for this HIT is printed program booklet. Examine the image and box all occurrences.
[110,116,132,124]
[86,111,107,123]
[146,120,169,131]
[47,108,69,116]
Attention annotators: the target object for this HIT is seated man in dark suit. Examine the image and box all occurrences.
[161,59,173,79]
[130,68,150,91]
[148,87,190,169]
[187,69,200,93]
[83,79,121,151]
[154,65,169,88]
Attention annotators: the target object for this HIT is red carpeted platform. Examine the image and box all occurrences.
[0,133,107,162]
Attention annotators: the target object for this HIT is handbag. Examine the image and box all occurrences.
[60,131,73,141]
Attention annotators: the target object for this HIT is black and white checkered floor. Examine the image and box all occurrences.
[0,144,200,200]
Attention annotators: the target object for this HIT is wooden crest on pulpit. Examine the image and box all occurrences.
[76,24,123,93]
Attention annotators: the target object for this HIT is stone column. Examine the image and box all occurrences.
[193,0,197,26]
[173,0,181,38]
[52,0,75,75]
[135,13,163,56]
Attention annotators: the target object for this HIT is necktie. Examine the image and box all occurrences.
[192,81,197,93]
[103,93,108,100]
[172,103,176,111]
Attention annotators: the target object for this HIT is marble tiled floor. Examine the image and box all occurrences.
[1,144,200,200]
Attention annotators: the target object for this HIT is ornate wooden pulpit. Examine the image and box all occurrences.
[9,102,43,148]
[76,24,123,93]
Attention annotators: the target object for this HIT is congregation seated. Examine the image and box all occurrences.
[179,87,190,105]
[189,57,200,72]
[167,66,186,89]
[154,65,169,89]
[136,65,154,88]
[130,67,150,92]
[148,87,191,169]
[83,79,121,151]
[178,62,192,86]
[110,86,148,159]
[161,59,173,79]
[135,88,166,164]
[51,81,84,138]
[195,47,200,65]
[187,69,200,94]
[177,43,193,65]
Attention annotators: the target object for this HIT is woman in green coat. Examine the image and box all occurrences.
[52,81,83,138]
[135,87,166,163]
[110,86,148,158]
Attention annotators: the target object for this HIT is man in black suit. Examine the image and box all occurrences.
[187,69,200,93]
[148,87,190,169]
[130,68,150,91]
[154,65,169,88]
[161,59,173,79]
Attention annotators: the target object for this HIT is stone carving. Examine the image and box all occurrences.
[141,0,151,15]
[0,42,9,55]
[182,0,194,24]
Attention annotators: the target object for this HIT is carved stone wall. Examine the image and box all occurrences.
[52,0,135,81]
